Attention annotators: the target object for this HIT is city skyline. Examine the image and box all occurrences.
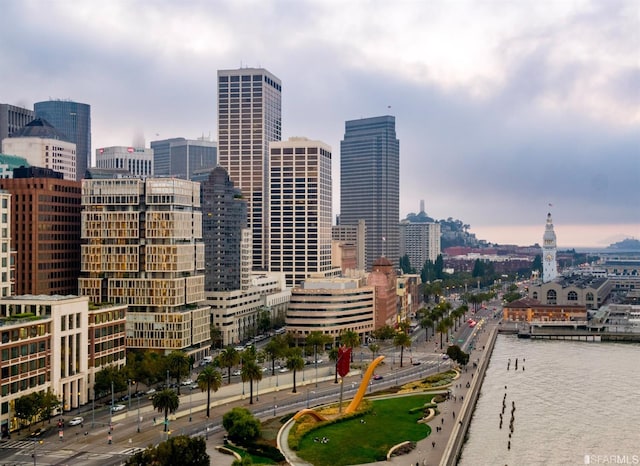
[0,0,638,247]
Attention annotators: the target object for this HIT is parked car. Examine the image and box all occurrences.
[111,404,125,412]
[181,379,193,386]
[68,417,84,426]
[373,374,383,380]
[232,370,242,376]
[145,388,156,395]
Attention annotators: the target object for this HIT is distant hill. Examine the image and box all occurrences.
[403,211,483,249]
[607,238,640,251]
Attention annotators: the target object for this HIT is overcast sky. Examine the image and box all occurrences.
[1,0,638,247]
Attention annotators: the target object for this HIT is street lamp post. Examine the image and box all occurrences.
[189,387,192,422]
[137,393,141,433]
[127,380,131,411]
[273,397,277,417]
[91,391,95,429]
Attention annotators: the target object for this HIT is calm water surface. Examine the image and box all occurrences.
[458,335,640,466]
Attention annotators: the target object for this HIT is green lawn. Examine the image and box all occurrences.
[295,395,433,466]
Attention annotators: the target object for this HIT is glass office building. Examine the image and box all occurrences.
[340,115,400,271]
[34,100,91,181]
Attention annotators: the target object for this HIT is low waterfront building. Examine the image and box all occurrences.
[527,275,612,310]
[503,297,587,322]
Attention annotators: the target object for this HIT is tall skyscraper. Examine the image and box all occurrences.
[217,67,282,270]
[34,99,91,181]
[269,137,337,287]
[340,115,399,271]
[0,167,82,296]
[150,137,217,180]
[201,166,247,291]
[0,103,34,152]
[542,212,558,282]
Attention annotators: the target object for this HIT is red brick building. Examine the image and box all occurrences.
[0,167,82,295]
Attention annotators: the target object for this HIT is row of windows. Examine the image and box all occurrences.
[1,374,47,396]
[1,357,47,377]
[1,324,49,344]
[1,340,48,359]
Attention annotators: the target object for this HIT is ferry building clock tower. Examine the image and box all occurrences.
[542,212,558,283]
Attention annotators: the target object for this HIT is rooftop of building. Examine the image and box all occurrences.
[9,117,71,141]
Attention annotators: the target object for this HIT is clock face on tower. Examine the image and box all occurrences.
[546,254,553,261]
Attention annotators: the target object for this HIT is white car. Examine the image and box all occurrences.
[145,388,156,395]
[68,416,84,426]
[232,370,242,376]
[181,379,193,386]
[111,404,125,412]
[278,367,289,373]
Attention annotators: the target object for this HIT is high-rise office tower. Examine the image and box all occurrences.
[150,137,217,180]
[201,166,247,291]
[34,99,91,181]
[217,67,282,270]
[340,115,400,271]
[0,103,34,152]
[269,137,338,288]
[79,177,210,353]
[0,167,82,296]
[95,146,153,178]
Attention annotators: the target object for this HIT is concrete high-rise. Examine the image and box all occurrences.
[268,137,338,287]
[95,146,153,178]
[3,118,77,180]
[79,177,210,355]
[201,166,247,291]
[0,103,34,152]
[340,115,399,271]
[399,204,441,270]
[217,67,282,270]
[34,100,91,181]
[150,137,217,180]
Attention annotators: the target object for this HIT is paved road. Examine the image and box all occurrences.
[0,305,501,466]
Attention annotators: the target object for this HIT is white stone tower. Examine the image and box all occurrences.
[542,212,558,282]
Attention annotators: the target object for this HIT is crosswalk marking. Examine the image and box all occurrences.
[0,439,37,449]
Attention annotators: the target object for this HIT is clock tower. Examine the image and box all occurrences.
[542,212,558,282]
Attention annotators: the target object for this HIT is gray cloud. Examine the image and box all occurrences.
[0,0,638,242]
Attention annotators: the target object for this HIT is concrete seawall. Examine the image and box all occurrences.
[440,326,498,466]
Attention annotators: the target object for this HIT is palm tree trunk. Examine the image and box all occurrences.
[400,346,404,368]
[249,380,254,404]
[440,332,443,350]
[292,370,297,393]
[334,364,338,384]
[206,384,211,418]
[164,408,168,432]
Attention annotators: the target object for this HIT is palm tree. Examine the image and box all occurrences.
[264,335,287,376]
[306,331,331,366]
[167,351,190,395]
[218,347,240,384]
[368,343,380,360]
[437,319,449,350]
[340,330,361,362]
[421,317,434,342]
[152,389,179,432]
[393,331,412,368]
[241,360,263,404]
[285,349,305,393]
[197,366,222,418]
[328,346,340,384]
